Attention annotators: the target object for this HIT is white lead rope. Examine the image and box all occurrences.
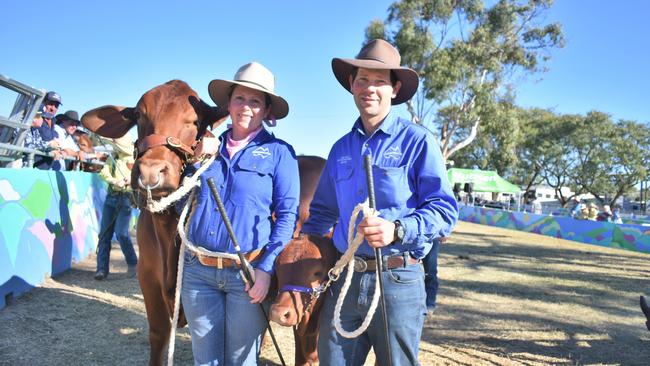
[166,154,242,365]
[160,154,220,366]
[327,200,383,339]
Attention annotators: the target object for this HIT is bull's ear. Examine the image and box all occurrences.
[206,105,229,130]
[81,105,137,138]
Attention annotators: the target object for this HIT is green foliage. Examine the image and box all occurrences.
[512,108,650,206]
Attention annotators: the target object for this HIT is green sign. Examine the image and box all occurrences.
[447,168,520,193]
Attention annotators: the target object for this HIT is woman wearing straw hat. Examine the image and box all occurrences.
[301,39,458,365]
[180,62,299,365]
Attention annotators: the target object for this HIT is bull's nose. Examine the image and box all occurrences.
[269,304,297,326]
[137,159,173,188]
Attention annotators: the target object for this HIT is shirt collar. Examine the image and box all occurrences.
[219,127,273,155]
[351,110,399,137]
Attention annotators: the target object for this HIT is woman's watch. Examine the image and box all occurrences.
[393,220,405,243]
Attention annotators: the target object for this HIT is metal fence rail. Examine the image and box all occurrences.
[0,74,45,152]
[0,142,106,170]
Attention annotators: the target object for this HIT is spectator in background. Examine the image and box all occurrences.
[53,110,85,170]
[587,202,599,221]
[25,91,63,169]
[72,130,106,172]
[597,204,613,222]
[452,183,461,202]
[94,135,138,281]
[612,205,623,224]
[579,203,590,220]
[21,109,62,168]
[570,198,581,218]
[423,237,442,319]
[531,196,543,215]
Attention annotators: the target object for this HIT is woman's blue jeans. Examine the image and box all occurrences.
[96,192,137,273]
[181,252,267,366]
[317,261,426,366]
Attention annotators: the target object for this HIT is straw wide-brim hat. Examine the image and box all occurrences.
[108,135,134,157]
[208,62,289,119]
[332,39,419,105]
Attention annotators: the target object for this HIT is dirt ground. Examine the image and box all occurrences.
[1,221,649,365]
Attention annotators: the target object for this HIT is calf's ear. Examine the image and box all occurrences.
[81,105,137,138]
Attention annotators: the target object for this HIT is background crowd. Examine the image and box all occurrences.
[14,91,108,171]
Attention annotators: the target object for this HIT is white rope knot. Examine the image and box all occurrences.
[329,199,383,339]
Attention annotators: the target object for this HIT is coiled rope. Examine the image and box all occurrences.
[321,199,382,338]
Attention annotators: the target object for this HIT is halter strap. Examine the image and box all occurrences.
[279,284,323,294]
[135,134,196,161]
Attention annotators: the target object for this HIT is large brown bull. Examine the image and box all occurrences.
[82,80,228,365]
[82,79,334,365]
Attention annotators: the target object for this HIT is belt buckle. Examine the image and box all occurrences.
[353,256,367,272]
[216,257,223,269]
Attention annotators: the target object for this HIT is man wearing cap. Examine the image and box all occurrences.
[53,110,85,170]
[23,91,63,169]
[301,39,458,365]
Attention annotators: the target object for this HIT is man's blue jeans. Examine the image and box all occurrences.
[181,252,267,366]
[96,192,137,273]
[423,239,440,309]
[318,261,426,366]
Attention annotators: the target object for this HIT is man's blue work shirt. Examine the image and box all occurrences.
[302,112,458,259]
[185,128,300,274]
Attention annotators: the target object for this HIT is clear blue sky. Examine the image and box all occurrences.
[2,1,648,159]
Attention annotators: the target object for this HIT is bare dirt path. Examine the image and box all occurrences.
[1,221,649,365]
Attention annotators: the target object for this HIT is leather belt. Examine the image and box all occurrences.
[353,253,420,272]
[196,249,262,269]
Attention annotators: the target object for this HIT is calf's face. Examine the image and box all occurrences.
[270,235,335,327]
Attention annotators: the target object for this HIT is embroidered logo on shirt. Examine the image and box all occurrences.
[252,147,271,159]
[383,146,402,160]
[337,155,352,165]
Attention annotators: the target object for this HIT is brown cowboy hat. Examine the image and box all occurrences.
[208,62,289,119]
[332,39,419,105]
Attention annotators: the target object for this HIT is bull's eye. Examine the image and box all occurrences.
[314,271,323,278]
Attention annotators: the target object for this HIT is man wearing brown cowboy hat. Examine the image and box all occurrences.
[302,39,458,365]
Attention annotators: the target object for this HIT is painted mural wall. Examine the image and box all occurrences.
[460,205,650,254]
[0,168,107,309]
